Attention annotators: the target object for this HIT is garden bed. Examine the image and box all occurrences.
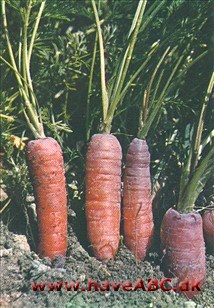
[0,217,213,308]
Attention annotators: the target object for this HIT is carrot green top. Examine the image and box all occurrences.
[91,0,148,134]
[177,72,214,213]
[1,0,46,139]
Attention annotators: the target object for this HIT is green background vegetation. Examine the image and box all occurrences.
[1,0,213,246]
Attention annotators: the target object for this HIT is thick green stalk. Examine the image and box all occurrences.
[22,0,39,111]
[178,72,213,212]
[26,0,46,111]
[142,46,170,123]
[21,0,39,118]
[178,147,193,205]
[105,0,147,133]
[22,0,32,98]
[27,0,46,112]
[28,0,46,64]
[85,19,105,35]
[91,0,109,124]
[2,0,25,94]
[107,0,164,101]
[86,33,98,141]
[190,72,214,175]
[138,55,184,139]
[177,146,214,213]
[111,0,147,101]
[139,0,166,34]
[18,28,23,71]
[149,69,165,113]
[1,0,45,138]
[108,44,158,130]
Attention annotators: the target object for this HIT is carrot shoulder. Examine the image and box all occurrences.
[123,138,154,260]
[26,137,67,261]
[85,134,122,262]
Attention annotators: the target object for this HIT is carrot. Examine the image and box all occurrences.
[202,210,214,252]
[2,1,68,261]
[123,138,154,260]
[85,134,122,261]
[160,208,206,298]
[86,1,147,261]
[159,74,213,298]
[121,45,180,260]
[26,138,67,260]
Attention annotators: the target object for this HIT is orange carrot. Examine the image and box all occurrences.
[202,210,214,252]
[86,0,146,262]
[1,0,68,262]
[26,137,67,261]
[123,138,154,260]
[160,208,206,299]
[85,134,122,262]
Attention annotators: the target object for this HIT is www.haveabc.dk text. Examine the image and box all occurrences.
[31,278,202,292]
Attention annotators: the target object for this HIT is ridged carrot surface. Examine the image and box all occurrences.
[26,137,67,261]
[123,138,154,260]
[160,208,206,299]
[85,134,122,262]
[203,210,214,251]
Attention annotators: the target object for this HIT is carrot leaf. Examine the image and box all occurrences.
[1,0,46,139]
[177,71,214,213]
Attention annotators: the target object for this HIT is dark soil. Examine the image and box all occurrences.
[0,213,213,308]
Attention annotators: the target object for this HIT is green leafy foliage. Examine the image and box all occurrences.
[1,0,213,235]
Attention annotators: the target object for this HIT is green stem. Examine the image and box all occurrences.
[190,71,214,175]
[23,109,42,139]
[139,90,148,131]
[105,0,147,133]
[139,0,166,34]
[115,45,157,111]
[18,28,23,71]
[1,0,45,138]
[2,0,24,93]
[28,0,46,64]
[177,146,214,213]
[85,19,105,35]
[1,56,29,85]
[22,0,38,112]
[139,54,184,139]
[184,50,208,72]
[142,46,170,123]
[22,0,32,98]
[91,0,109,123]
[26,1,46,112]
[149,69,165,112]
[112,0,147,100]
[86,32,98,142]
[178,146,193,205]
[63,90,69,120]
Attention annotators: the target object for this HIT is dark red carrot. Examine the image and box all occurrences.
[202,210,214,252]
[85,134,122,262]
[160,208,206,299]
[123,138,154,260]
[160,75,213,298]
[26,137,67,261]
